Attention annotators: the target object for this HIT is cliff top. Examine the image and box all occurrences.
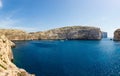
[114,29,120,32]
[44,26,100,32]
[0,26,100,34]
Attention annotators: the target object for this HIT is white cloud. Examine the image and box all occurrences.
[0,0,2,8]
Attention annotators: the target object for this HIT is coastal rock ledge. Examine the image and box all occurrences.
[0,35,34,76]
[114,29,120,41]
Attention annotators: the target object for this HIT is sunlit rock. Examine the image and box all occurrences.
[0,35,35,76]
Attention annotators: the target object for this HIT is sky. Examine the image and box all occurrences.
[0,0,120,37]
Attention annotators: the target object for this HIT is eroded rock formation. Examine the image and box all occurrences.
[0,35,34,76]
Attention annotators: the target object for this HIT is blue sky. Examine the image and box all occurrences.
[0,0,120,37]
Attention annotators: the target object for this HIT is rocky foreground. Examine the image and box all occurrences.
[0,35,34,76]
[0,26,102,40]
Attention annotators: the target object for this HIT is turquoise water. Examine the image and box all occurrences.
[12,39,120,76]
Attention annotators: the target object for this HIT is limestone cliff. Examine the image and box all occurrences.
[37,26,102,40]
[114,29,120,41]
[0,35,34,76]
[0,26,102,40]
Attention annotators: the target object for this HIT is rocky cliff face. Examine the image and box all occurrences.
[0,26,102,40]
[0,35,34,76]
[114,29,120,41]
[37,26,102,40]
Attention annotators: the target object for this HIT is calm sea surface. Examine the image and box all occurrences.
[12,39,120,76]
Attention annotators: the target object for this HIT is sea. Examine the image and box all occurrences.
[12,38,120,76]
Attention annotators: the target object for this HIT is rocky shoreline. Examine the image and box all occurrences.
[0,35,34,76]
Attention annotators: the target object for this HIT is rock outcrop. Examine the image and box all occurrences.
[114,29,120,41]
[0,35,34,76]
[102,32,107,38]
[37,26,102,40]
[0,26,102,40]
